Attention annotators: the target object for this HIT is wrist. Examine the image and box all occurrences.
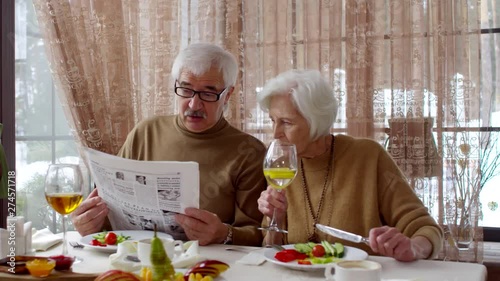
[411,236,433,260]
[222,223,233,244]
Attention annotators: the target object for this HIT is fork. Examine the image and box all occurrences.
[69,241,84,249]
[265,244,285,251]
[225,247,253,253]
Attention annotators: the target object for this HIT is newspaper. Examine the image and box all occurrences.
[84,148,199,239]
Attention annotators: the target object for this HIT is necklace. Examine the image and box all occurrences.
[301,135,335,242]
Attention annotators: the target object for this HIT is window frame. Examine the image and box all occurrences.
[0,0,15,230]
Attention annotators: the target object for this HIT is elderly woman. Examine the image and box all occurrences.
[257,69,443,262]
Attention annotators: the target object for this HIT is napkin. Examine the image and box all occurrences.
[109,240,202,272]
[235,251,266,266]
[31,228,63,251]
[109,241,142,272]
[172,241,202,268]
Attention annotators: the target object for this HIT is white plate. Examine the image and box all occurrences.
[80,230,173,253]
[263,244,368,271]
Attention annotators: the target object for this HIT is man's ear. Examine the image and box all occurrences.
[224,86,235,103]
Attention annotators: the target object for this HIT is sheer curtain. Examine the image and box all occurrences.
[33,0,483,261]
[32,0,180,155]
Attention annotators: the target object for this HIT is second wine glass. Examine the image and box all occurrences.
[260,139,297,234]
[44,164,84,259]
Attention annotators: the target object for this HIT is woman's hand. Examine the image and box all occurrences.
[257,186,287,225]
[368,226,432,262]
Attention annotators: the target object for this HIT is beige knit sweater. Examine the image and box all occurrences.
[118,115,267,246]
[278,134,443,258]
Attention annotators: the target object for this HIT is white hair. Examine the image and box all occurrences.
[171,43,238,88]
[257,69,339,140]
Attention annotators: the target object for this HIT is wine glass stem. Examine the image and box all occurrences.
[269,208,279,228]
[62,215,68,256]
[269,189,282,229]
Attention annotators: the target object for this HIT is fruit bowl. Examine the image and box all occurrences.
[49,255,75,270]
[0,256,50,274]
[25,258,56,277]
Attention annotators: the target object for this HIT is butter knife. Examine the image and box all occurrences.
[316,224,369,245]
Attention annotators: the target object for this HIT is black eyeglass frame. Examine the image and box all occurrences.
[174,80,227,102]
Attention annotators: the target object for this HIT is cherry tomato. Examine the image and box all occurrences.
[312,245,326,257]
[297,259,312,265]
[105,232,117,245]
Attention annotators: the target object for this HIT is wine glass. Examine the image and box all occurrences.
[45,164,84,259]
[259,139,298,234]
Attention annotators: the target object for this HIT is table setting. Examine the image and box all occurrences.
[0,153,488,280]
[0,229,488,281]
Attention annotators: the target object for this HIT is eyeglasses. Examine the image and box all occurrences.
[174,81,227,102]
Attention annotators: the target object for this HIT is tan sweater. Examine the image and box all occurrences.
[281,134,443,258]
[118,115,267,246]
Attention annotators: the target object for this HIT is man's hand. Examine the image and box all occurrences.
[175,208,228,245]
[368,226,432,262]
[70,188,109,236]
[257,186,287,224]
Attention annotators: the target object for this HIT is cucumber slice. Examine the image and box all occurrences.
[334,242,345,258]
[310,257,334,264]
[321,240,336,257]
[294,243,313,253]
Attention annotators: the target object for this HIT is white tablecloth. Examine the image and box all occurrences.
[33,231,487,281]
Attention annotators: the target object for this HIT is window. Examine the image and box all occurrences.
[11,0,83,232]
[479,0,500,239]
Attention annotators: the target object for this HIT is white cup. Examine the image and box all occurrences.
[325,260,382,281]
[137,238,184,266]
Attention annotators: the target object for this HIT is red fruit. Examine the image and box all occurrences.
[49,255,75,270]
[274,249,307,262]
[312,245,326,257]
[183,259,229,280]
[94,269,141,281]
[105,232,117,245]
[193,260,229,273]
[275,251,295,262]
[90,239,106,247]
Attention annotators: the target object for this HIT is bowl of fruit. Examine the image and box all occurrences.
[25,258,56,277]
[49,255,75,271]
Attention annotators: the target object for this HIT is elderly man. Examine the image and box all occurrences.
[72,43,267,246]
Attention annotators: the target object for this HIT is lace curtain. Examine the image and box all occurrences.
[33,0,484,262]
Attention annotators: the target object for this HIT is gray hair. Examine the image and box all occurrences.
[171,43,238,88]
[257,69,339,140]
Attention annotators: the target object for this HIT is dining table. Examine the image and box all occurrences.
[0,231,488,281]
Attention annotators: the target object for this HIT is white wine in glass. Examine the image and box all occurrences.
[263,168,296,190]
[45,164,84,259]
[260,139,297,234]
[45,193,83,215]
